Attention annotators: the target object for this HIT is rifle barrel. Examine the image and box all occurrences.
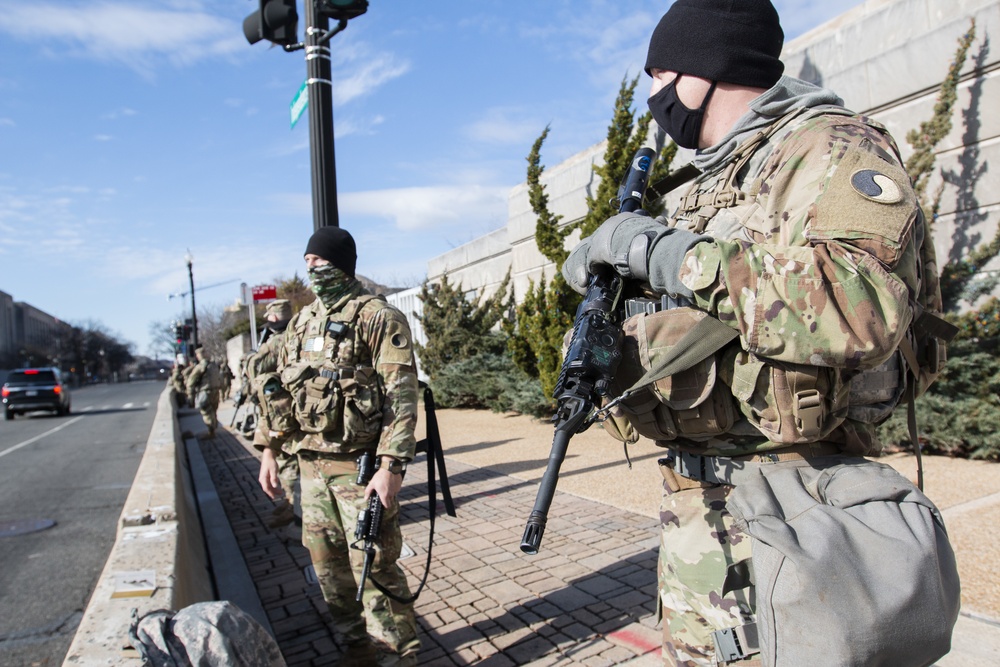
[520,428,573,554]
[356,549,373,602]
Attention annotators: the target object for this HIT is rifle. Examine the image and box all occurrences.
[520,147,656,555]
[353,494,384,602]
[229,375,252,428]
[351,451,381,602]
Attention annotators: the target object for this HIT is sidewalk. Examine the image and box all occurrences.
[190,401,999,666]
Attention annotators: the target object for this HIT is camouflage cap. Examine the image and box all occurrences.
[265,299,292,320]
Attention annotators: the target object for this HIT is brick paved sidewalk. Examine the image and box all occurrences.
[194,411,663,666]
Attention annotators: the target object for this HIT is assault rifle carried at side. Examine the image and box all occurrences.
[520,147,657,555]
[351,452,383,601]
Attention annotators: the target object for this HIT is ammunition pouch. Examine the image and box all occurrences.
[726,351,850,444]
[609,307,856,445]
[281,360,382,444]
[254,371,296,435]
[612,307,739,441]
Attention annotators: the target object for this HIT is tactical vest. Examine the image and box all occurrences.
[278,293,386,454]
[606,106,954,456]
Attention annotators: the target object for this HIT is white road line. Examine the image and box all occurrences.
[0,416,85,460]
[123,403,134,409]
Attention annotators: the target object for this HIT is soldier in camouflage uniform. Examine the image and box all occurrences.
[219,360,234,401]
[257,227,420,667]
[248,299,301,529]
[186,346,221,439]
[169,361,188,407]
[564,1,945,665]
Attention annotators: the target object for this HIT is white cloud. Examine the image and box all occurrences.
[332,50,411,105]
[102,107,137,120]
[0,118,14,127]
[464,108,543,146]
[335,114,385,139]
[94,134,113,142]
[101,241,299,298]
[0,2,244,74]
[340,184,508,232]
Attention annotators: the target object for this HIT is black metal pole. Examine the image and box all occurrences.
[187,257,199,348]
[305,0,339,230]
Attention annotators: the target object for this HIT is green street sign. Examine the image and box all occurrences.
[290,80,308,129]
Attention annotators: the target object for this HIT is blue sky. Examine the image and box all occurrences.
[0,0,862,357]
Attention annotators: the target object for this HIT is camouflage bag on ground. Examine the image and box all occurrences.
[128,600,286,667]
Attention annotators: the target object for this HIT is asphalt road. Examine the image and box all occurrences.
[0,380,165,667]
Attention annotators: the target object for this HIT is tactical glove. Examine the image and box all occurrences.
[562,212,709,298]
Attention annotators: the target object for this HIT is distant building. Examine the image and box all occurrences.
[0,289,73,368]
[13,301,72,366]
[0,290,14,362]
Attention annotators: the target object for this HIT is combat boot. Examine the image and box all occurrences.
[337,641,376,666]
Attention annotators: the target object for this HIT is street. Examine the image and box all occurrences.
[0,380,164,667]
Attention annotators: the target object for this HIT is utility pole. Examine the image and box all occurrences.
[305,1,339,231]
[243,1,369,232]
[185,250,199,348]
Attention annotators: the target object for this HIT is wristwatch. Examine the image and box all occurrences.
[380,457,407,475]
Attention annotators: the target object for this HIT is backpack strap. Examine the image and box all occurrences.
[896,309,959,491]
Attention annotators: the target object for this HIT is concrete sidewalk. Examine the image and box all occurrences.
[189,403,998,666]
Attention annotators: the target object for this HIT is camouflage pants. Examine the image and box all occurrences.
[658,476,755,666]
[199,395,219,435]
[298,453,419,665]
[276,450,300,509]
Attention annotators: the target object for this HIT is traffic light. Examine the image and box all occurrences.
[318,0,368,21]
[243,0,299,46]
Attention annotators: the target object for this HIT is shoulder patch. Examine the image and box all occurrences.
[850,169,903,204]
[808,143,917,268]
[390,332,408,349]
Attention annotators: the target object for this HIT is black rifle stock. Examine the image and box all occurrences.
[520,147,656,555]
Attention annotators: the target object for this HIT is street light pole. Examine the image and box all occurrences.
[305,1,340,231]
[185,250,199,349]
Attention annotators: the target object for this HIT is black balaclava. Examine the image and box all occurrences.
[645,0,784,148]
[304,226,359,307]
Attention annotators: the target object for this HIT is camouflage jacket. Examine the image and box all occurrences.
[186,359,220,394]
[272,284,418,461]
[246,330,286,385]
[636,93,937,457]
[170,366,186,393]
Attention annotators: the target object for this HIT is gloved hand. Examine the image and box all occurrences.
[562,213,663,294]
[562,212,710,297]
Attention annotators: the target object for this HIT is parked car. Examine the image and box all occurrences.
[2,367,72,420]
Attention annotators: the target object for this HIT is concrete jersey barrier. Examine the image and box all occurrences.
[63,387,213,665]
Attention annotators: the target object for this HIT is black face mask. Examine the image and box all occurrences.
[647,75,718,150]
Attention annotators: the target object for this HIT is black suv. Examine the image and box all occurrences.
[2,368,72,420]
